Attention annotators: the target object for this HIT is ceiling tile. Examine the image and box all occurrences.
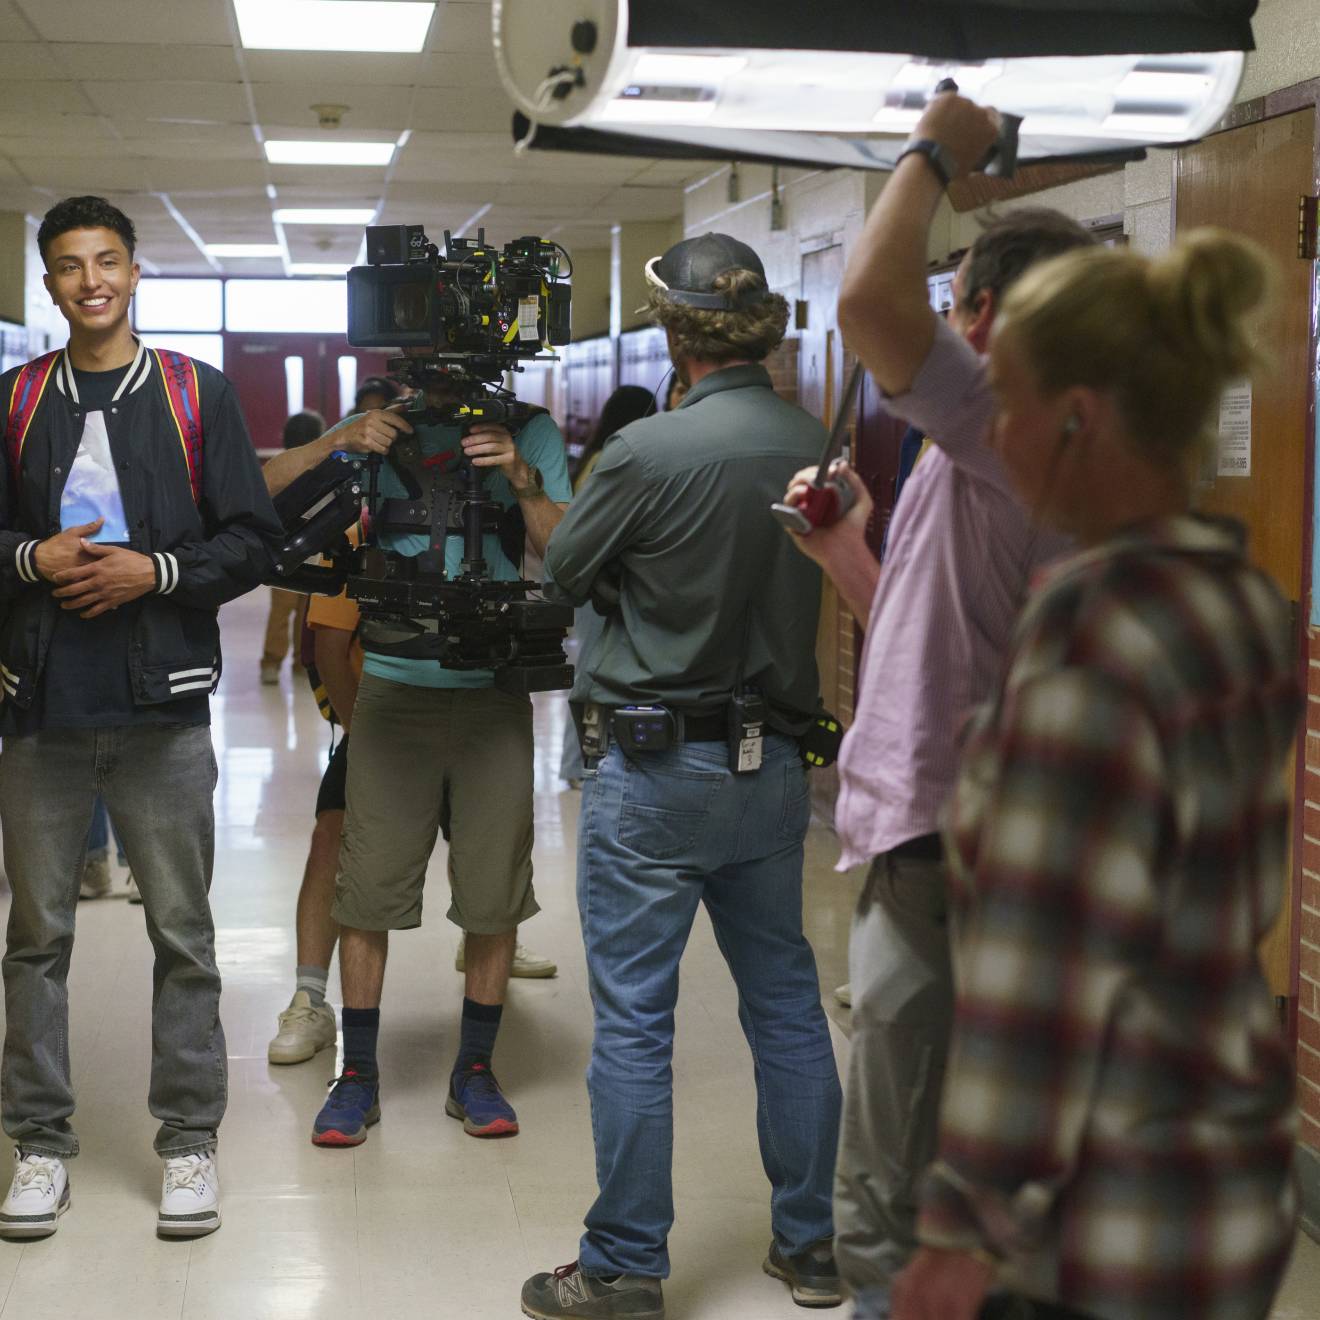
[55,41,240,81]
[83,81,249,122]
[415,51,499,87]
[428,2,493,54]
[410,85,510,133]
[250,83,414,134]
[0,1,35,41]
[16,0,234,45]
[0,40,62,78]
[242,50,423,85]
[0,79,93,112]
[0,114,116,144]
[12,156,156,193]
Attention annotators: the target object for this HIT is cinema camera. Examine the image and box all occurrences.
[266,224,576,695]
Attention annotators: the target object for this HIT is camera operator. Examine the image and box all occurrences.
[781,97,1093,1317]
[260,419,559,1067]
[304,369,572,1148]
[522,234,843,1320]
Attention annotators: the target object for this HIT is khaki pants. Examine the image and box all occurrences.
[835,850,953,1318]
[334,674,540,933]
[262,588,306,666]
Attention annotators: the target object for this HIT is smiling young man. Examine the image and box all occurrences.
[0,196,280,1240]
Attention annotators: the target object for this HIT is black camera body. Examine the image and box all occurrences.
[347,224,571,357]
[264,222,576,695]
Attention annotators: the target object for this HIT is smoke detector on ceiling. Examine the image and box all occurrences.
[310,103,350,129]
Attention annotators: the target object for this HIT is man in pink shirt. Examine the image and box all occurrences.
[784,95,1091,1317]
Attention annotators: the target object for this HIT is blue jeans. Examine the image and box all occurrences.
[0,726,226,1159]
[577,736,841,1279]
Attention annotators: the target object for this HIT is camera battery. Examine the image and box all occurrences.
[728,691,766,774]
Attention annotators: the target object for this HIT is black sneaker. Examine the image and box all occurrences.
[521,1261,665,1319]
[763,1239,843,1308]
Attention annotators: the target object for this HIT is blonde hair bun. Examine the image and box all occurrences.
[1147,228,1272,381]
[997,228,1276,464]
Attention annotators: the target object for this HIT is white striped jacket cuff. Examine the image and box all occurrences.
[14,541,39,584]
[152,552,180,596]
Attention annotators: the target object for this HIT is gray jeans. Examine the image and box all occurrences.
[0,725,226,1159]
[835,850,953,1319]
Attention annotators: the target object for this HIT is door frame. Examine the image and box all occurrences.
[1171,81,1320,1045]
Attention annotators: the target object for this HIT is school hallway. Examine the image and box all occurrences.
[0,587,1314,1320]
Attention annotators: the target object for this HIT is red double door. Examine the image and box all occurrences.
[223,333,394,453]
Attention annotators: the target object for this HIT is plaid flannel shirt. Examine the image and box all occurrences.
[921,515,1300,1320]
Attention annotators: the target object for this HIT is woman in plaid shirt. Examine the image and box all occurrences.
[895,232,1302,1320]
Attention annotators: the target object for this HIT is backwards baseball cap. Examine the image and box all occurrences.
[354,375,398,407]
[644,232,771,311]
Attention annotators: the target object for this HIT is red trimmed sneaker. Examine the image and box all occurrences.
[446,1061,519,1137]
[311,1068,380,1147]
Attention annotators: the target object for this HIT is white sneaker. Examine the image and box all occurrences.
[834,983,852,1008]
[79,855,113,900]
[126,872,143,905]
[455,934,558,979]
[268,991,337,1065]
[158,1151,220,1237]
[0,1150,70,1239]
[260,661,280,685]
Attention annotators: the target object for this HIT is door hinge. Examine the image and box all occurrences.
[1299,195,1319,260]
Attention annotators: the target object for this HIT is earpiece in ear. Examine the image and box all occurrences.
[1061,415,1081,440]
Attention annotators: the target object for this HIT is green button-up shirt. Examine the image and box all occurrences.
[544,363,826,715]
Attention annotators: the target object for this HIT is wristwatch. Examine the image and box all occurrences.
[510,464,545,499]
[895,138,957,189]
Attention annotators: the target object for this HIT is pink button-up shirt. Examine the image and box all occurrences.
[834,317,1069,869]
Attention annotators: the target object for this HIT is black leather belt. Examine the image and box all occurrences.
[891,832,943,862]
[672,710,728,742]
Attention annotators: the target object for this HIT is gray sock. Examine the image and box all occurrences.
[296,965,329,1007]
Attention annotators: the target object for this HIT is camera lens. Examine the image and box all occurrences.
[392,283,428,331]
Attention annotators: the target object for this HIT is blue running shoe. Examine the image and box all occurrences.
[446,1061,519,1137]
[311,1068,380,1147]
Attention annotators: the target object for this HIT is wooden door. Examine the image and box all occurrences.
[1175,108,1316,997]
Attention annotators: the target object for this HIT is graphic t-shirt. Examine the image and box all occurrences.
[362,412,572,689]
[3,361,209,734]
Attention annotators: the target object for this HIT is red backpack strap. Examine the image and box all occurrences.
[152,349,203,505]
[5,351,61,485]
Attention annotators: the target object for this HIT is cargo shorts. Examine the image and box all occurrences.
[333,673,540,933]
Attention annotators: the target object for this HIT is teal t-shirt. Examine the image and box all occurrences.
[363,411,572,688]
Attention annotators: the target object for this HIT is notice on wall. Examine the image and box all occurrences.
[1216,379,1252,477]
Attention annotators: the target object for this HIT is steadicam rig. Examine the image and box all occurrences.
[262,224,576,694]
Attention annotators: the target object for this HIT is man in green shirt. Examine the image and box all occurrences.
[523,235,844,1319]
[308,372,572,1148]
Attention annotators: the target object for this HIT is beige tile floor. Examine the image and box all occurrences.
[0,586,1314,1319]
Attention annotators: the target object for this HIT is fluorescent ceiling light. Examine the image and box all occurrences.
[494,11,1245,161]
[205,244,283,258]
[264,140,395,166]
[234,0,436,54]
[288,263,351,276]
[629,54,747,84]
[274,208,378,225]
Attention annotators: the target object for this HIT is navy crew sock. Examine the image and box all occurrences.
[340,1006,380,1083]
[453,997,503,1077]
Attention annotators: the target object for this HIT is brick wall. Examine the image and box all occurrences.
[1301,630,1320,1153]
